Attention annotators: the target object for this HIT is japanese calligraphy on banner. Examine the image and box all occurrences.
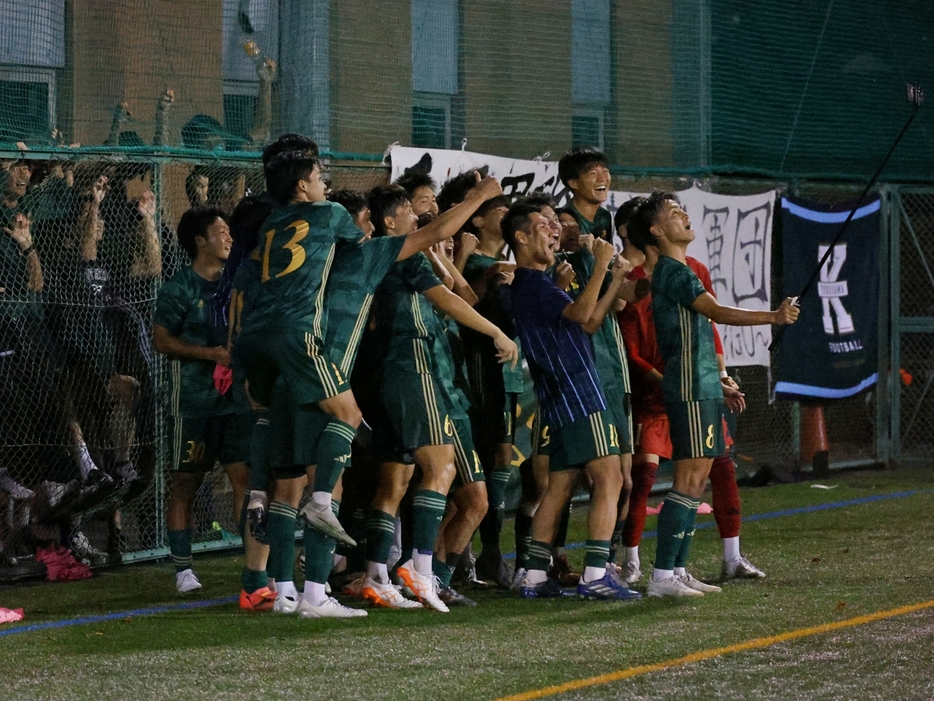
[389,146,776,366]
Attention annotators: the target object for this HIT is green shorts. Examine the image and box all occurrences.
[666,399,726,461]
[381,369,456,454]
[236,327,349,409]
[266,380,330,479]
[169,411,252,473]
[452,413,485,489]
[604,389,634,455]
[549,411,621,472]
[530,410,551,458]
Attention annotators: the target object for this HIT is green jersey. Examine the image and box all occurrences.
[374,251,444,374]
[567,201,614,243]
[562,249,631,396]
[240,200,361,338]
[154,266,233,418]
[325,235,406,377]
[651,255,721,402]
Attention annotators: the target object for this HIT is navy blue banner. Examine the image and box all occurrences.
[775,198,880,399]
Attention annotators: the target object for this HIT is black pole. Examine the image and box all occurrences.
[770,88,923,352]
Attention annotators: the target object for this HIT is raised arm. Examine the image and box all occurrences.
[562,238,615,325]
[692,293,799,327]
[129,190,162,277]
[422,284,517,368]
[430,243,478,305]
[582,254,631,335]
[397,174,503,260]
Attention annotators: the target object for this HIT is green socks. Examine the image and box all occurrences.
[313,420,356,493]
[266,502,298,583]
[168,529,192,572]
[654,491,699,572]
[412,490,447,552]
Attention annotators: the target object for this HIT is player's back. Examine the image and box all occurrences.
[240,200,361,337]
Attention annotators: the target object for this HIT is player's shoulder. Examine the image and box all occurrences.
[685,256,709,276]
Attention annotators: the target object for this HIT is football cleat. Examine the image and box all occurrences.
[272,592,300,614]
[360,577,423,609]
[396,560,449,613]
[577,571,642,601]
[239,587,276,612]
[297,596,367,619]
[646,575,704,598]
[175,568,202,593]
[620,561,642,585]
[475,549,514,589]
[679,571,722,594]
[438,585,477,607]
[519,577,575,599]
[297,502,356,548]
[550,553,582,587]
[510,566,528,593]
[722,556,766,579]
[246,490,268,542]
[342,574,367,598]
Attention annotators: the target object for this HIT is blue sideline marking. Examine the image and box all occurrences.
[1,489,930,637]
[0,595,237,638]
[503,489,931,560]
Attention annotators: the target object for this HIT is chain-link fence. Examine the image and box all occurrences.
[1,148,929,579]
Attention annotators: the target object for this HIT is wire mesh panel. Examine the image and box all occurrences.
[895,191,934,461]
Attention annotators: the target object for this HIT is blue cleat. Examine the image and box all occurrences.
[577,571,643,601]
[519,577,575,599]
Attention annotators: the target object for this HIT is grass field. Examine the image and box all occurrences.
[3,465,934,700]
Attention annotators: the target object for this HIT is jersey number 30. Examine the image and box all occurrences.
[260,220,309,281]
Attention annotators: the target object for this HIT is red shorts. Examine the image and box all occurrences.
[634,413,672,459]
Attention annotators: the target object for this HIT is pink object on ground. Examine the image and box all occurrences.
[35,544,93,581]
[646,504,662,515]
[0,608,24,624]
[697,502,713,514]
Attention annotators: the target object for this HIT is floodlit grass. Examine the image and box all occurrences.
[2,466,934,700]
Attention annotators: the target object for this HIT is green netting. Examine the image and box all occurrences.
[2,1,934,179]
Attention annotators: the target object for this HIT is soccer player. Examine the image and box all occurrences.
[557,147,614,243]
[395,171,439,219]
[504,201,640,601]
[626,192,798,598]
[153,206,250,593]
[436,172,517,587]
[619,207,765,585]
[363,184,517,613]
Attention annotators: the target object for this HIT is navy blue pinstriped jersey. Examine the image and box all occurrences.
[507,268,606,429]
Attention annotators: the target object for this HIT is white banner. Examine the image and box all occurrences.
[389,146,776,366]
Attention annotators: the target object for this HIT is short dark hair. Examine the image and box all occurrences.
[263,133,318,168]
[558,147,609,188]
[614,195,647,232]
[524,189,557,212]
[177,206,228,260]
[626,191,677,253]
[265,150,320,205]
[184,168,209,206]
[501,200,540,250]
[229,195,273,252]
[394,172,436,199]
[328,189,368,218]
[368,184,410,237]
[437,170,481,213]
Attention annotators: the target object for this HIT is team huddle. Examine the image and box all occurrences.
[153,134,799,618]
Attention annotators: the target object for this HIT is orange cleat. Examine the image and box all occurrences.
[239,586,276,612]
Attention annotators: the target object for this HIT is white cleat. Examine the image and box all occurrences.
[620,562,642,585]
[297,596,367,619]
[722,556,766,579]
[679,571,722,594]
[361,577,424,609]
[272,593,300,614]
[297,503,356,547]
[509,566,528,593]
[647,575,704,598]
[175,568,202,593]
[396,560,449,613]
